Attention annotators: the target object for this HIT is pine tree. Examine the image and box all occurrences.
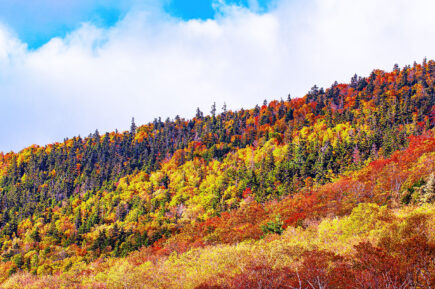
[130,117,137,136]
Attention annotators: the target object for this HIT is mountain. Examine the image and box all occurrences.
[0,60,434,288]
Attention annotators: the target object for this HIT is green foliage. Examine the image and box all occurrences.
[11,254,23,269]
[261,215,284,236]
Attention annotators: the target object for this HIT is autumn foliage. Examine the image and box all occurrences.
[0,60,434,288]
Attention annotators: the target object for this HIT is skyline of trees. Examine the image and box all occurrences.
[0,59,433,287]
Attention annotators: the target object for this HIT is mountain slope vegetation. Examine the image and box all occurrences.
[0,60,434,288]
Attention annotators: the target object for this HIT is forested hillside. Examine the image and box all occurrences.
[0,60,434,288]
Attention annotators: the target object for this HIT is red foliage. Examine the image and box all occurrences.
[242,188,252,199]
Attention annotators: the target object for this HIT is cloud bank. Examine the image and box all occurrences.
[0,0,434,152]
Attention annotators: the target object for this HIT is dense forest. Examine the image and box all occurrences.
[0,60,434,288]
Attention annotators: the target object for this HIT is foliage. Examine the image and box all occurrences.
[0,60,434,287]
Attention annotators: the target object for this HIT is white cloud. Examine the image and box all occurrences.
[0,0,434,152]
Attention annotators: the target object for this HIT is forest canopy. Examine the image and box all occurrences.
[0,60,434,288]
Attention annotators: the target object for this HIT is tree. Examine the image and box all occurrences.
[420,173,435,203]
[92,229,108,252]
[261,215,284,236]
[210,102,216,118]
[196,107,203,119]
[222,102,227,115]
[30,228,41,242]
[130,117,137,136]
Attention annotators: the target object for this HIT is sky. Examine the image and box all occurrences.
[0,0,434,152]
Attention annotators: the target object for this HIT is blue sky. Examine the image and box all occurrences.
[0,0,434,152]
[0,0,272,49]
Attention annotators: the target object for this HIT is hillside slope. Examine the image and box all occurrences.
[0,60,434,288]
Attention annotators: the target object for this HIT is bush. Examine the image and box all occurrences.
[261,215,284,236]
